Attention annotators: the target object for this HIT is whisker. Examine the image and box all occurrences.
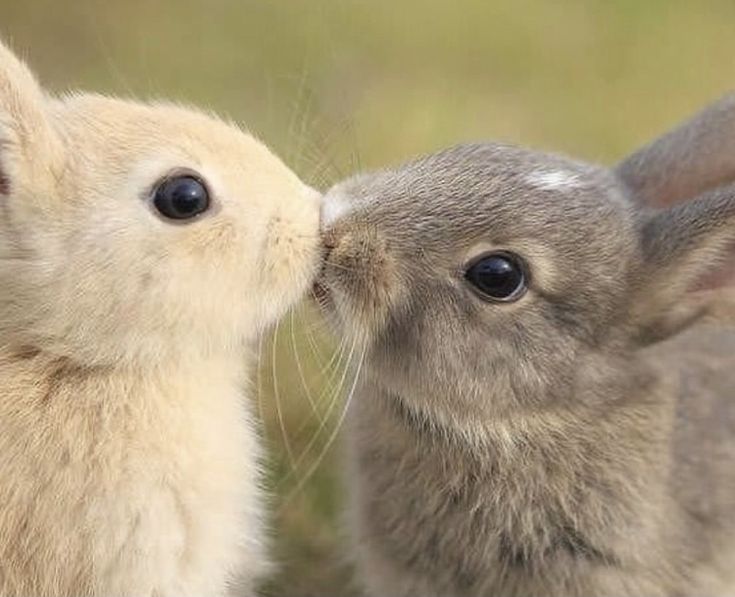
[314,334,349,398]
[84,13,137,99]
[322,260,358,274]
[294,74,318,174]
[298,298,346,382]
[293,303,333,379]
[289,328,345,440]
[303,322,331,367]
[255,331,267,432]
[276,69,352,192]
[286,62,313,167]
[308,296,343,344]
[278,333,354,486]
[289,308,322,424]
[280,337,367,508]
[303,115,361,186]
[301,311,331,338]
[270,318,295,469]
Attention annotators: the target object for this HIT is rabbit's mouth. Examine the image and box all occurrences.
[311,279,331,306]
[312,222,341,311]
[312,236,332,298]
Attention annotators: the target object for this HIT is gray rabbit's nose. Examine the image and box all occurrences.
[322,227,342,252]
[320,189,354,257]
[319,229,342,272]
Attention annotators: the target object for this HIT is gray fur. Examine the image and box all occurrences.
[318,139,735,596]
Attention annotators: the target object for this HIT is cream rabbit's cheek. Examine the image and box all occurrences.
[253,197,321,320]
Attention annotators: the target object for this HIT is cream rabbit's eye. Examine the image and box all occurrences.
[153,175,210,221]
[465,252,527,302]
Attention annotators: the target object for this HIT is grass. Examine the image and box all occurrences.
[2,1,734,593]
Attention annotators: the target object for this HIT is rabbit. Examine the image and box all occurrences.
[315,100,735,596]
[0,39,320,596]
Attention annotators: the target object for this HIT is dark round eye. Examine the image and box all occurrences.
[464,252,527,302]
[153,175,210,221]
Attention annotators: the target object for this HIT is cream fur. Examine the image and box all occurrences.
[0,40,321,595]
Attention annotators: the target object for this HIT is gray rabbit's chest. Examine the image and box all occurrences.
[347,388,676,597]
[347,313,735,596]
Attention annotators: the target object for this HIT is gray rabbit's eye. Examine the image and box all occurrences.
[464,252,527,302]
[153,174,210,221]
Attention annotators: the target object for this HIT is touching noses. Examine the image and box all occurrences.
[321,225,343,254]
[320,191,353,257]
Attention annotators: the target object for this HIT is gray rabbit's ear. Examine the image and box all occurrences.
[631,183,735,343]
[616,93,735,207]
[0,39,61,199]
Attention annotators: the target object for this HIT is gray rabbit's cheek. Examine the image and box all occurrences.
[364,286,587,423]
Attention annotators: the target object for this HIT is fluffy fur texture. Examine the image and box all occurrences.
[317,102,735,596]
[0,40,320,596]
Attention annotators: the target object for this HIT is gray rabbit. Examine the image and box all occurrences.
[315,95,735,597]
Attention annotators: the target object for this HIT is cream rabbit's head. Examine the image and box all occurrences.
[0,40,321,367]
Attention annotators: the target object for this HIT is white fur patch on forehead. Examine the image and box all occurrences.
[525,169,583,190]
[321,191,353,229]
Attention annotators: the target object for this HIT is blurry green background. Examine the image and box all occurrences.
[3,1,734,594]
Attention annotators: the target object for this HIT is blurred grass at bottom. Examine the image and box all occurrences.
[256,301,359,597]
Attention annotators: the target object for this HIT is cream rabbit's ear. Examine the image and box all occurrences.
[0,39,62,198]
[616,93,735,207]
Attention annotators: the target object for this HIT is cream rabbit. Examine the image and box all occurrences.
[0,40,320,596]
[317,98,735,596]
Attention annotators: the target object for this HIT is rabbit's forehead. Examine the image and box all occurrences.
[53,95,285,182]
[522,167,586,191]
[333,147,630,253]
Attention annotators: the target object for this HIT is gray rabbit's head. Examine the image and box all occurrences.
[317,124,735,431]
